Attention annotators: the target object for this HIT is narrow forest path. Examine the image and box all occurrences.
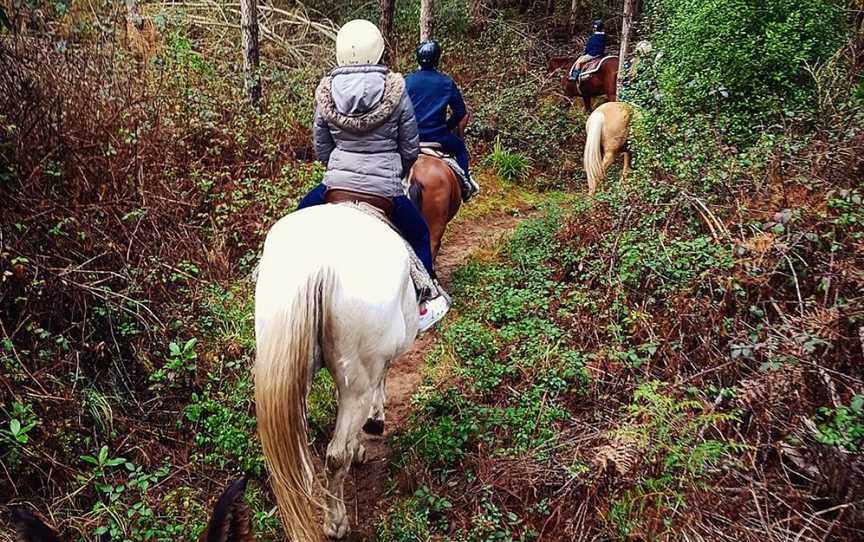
[342,195,538,541]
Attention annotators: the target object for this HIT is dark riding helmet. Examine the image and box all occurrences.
[416,40,442,69]
[592,19,604,32]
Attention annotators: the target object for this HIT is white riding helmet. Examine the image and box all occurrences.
[335,19,385,66]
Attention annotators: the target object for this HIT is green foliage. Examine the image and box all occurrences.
[605,383,744,536]
[199,283,255,353]
[487,138,530,182]
[396,387,482,470]
[183,373,263,475]
[814,395,864,451]
[307,369,337,444]
[828,189,864,243]
[149,338,198,385]
[3,400,38,446]
[375,487,452,542]
[460,496,537,542]
[614,231,734,294]
[629,382,742,476]
[646,0,846,139]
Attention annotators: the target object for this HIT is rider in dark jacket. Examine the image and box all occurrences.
[570,19,608,81]
[405,41,479,200]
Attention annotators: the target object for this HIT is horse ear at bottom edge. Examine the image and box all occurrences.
[9,506,63,542]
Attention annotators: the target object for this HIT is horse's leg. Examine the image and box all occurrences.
[607,70,618,103]
[362,377,387,437]
[324,360,378,539]
[602,150,617,175]
[583,96,593,113]
[622,148,632,180]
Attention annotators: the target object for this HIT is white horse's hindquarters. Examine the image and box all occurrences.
[254,204,418,357]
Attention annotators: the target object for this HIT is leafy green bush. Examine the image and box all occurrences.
[375,487,452,542]
[815,395,864,451]
[487,137,530,182]
[645,0,846,139]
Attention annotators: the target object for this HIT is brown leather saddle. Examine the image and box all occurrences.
[579,55,617,77]
[324,188,395,217]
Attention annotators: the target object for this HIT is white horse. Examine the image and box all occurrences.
[254,203,418,540]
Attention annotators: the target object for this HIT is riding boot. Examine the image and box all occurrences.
[418,283,450,333]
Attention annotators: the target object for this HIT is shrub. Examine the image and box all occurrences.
[487,137,530,182]
[645,0,846,139]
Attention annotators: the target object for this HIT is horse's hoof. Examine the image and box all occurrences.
[362,418,384,436]
[324,515,350,539]
[353,444,367,465]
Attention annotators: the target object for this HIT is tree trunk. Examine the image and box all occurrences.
[546,0,554,16]
[379,0,395,46]
[241,0,262,108]
[618,0,636,93]
[519,0,531,14]
[470,0,486,29]
[420,0,434,41]
[568,0,579,35]
[125,0,142,29]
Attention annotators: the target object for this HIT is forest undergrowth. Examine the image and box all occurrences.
[2,0,863,541]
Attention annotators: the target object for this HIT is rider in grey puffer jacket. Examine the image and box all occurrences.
[313,65,419,198]
[296,19,450,334]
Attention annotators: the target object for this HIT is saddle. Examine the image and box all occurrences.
[416,143,473,201]
[324,188,395,217]
[574,54,617,79]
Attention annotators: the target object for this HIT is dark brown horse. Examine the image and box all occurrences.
[547,55,619,112]
[409,112,470,261]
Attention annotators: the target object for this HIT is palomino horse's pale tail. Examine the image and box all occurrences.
[254,272,329,542]
[255,204,418,540]
[584,110,605,195]
[583,101,634,196]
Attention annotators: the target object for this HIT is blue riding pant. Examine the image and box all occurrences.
[297,184,436,279]
[426,133,471,180]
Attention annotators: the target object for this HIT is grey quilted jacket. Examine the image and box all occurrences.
[313,65,420,198]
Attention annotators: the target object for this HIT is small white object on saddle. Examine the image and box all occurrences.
[336,201,438,303]
[418,145,469,186]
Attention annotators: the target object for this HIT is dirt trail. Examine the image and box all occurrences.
[344,210,531,540]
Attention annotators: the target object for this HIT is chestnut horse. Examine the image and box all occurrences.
[409,112,470,261]
[547,55,619,112]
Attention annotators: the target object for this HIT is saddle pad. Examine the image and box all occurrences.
[578,55,617,79]
[338,201,438,303]
[418,146,469,191]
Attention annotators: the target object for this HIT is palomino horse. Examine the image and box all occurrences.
[584,101,634,195]
[254,204,418,540]
[410,112,470,260]
[10,479,254,542]
[547,55,619,112]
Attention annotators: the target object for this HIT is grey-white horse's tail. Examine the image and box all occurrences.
[254,269,332,542]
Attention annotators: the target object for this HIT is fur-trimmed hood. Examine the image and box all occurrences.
[315,65,406,134]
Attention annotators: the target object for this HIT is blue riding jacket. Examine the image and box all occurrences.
[586,32,607,57]
[405,68,466,141]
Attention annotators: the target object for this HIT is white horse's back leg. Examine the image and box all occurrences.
[363,377,387,437]
[324,355,387,539]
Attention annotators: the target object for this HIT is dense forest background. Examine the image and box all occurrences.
[1,0,863,540]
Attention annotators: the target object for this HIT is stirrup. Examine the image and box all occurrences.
[462,177,480,202]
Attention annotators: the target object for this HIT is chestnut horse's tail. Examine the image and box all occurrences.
[584,109,605,195]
